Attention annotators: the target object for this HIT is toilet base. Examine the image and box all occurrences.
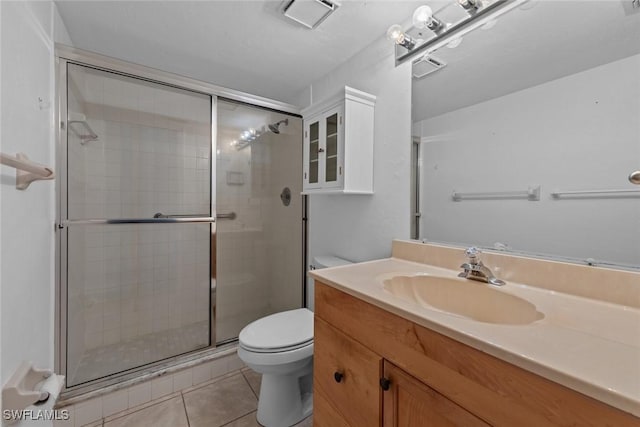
[255,369,313,427]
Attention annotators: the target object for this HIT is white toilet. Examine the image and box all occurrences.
[237,255,352,427]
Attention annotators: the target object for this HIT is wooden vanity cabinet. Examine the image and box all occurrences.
[313,317,381,427]
[313,281,639,427]
[382,361,490,427]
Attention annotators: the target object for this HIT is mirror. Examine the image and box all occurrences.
[411,0,640,269]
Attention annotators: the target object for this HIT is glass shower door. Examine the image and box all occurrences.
[215,100,303,343]
[63,64,213,387]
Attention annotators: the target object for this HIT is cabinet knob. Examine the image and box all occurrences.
[318,148,325,153]
[334,371,344,383]
[380,377,391,391]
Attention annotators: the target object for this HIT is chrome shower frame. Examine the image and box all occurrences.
[54,45,303,398]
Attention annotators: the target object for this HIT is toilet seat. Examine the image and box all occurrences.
[239,308,313,353]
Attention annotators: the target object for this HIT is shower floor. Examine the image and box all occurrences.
[69,321,209,387]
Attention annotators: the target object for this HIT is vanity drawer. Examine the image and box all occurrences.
[314,316,382,427]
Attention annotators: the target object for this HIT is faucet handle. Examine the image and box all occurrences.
[465,247,480,260]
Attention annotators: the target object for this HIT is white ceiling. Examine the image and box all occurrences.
[412,0,640,120]
[55,0,424,106]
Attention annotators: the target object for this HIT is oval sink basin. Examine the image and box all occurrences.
[383,274,544,325]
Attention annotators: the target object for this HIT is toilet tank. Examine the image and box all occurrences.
[307,255,353,311]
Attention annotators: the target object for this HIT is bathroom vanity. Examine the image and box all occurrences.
[310,240,640,426]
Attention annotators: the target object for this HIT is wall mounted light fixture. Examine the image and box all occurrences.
[389,0,528,66]
[412,5,444,33]
[386,24,417,50]
[457,0,480,13]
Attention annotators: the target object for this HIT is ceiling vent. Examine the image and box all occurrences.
[412,55,446,79]
[283,0,340,29]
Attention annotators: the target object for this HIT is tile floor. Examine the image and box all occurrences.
[81,368,312,427]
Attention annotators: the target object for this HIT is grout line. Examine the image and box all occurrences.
[103,392,180,424]
[181,392,191,427]
[219,410,257,427]
[240,370,259,400]
[182,370,242,395]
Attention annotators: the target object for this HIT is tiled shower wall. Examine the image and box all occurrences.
[65,64,212,386]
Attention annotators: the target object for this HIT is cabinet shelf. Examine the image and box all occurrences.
[327,133,338,138]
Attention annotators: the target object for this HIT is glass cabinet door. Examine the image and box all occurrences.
[325,113,338,183]
[308,121,319,185]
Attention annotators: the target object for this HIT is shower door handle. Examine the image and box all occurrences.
[60,216,216,227]
[216,212,236,220]
[154,213,211,219]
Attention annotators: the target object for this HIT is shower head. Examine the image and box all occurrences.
[268,119,289,134]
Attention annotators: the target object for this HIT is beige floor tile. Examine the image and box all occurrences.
[222,411,260,427]
[103,396,188,427]
[223,412,312,427]
[183,373,257,427]
[240,368,261,398]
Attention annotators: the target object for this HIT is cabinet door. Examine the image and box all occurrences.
[304,118,321,190]
[382,361,490,427]
[322,107,343,189]
[314,317,381,427]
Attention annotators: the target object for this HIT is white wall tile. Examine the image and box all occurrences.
[211,357,229,379]
[192,362,212,385]
[52,405,74,427]
[151,374,174,400]
[127,382,151,407]
[74,397,102,426]
[172,369,193,392]
[102,388,128,417]
[226,354,245,372]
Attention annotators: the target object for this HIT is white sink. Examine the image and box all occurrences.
[383,274,544,325]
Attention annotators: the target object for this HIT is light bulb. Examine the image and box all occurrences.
[412,5,433,28]
[386,24,416,50]
[386,24,404,43]
[412,5,443,32]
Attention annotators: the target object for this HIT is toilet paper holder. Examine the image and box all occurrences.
[2,361,53,412]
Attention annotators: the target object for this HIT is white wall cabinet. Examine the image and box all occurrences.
[302,86,375,194]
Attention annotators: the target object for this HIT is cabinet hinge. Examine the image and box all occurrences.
[304,172,307,179]
[339,166,342,175]
[339,116,343,125]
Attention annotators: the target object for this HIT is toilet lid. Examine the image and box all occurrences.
[239,308,314,352]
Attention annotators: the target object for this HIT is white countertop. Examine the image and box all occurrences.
[310,257,640,417]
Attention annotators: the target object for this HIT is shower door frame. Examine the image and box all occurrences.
[54,45,303,396]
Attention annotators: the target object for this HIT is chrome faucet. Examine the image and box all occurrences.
[458,247,505,286]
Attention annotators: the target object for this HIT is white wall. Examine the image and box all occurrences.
[0,0,71,419]
[415,54,640,266]
[298,39,413,265]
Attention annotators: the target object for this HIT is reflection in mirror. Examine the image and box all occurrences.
[411,0,640,269]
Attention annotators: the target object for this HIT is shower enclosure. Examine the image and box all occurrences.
[56,48,303,391]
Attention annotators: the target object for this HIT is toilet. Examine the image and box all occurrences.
[237,255,352,427]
